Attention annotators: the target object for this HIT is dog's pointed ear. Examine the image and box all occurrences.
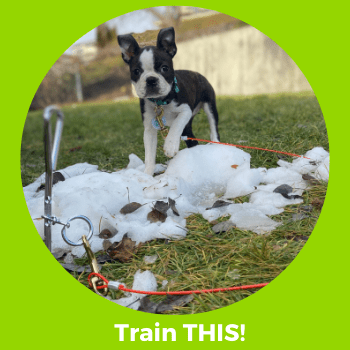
[157,27,177,58]
[117,34,140,64]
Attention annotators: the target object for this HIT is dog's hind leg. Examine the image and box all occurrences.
[181,116,199,148]
[203,101,220,142]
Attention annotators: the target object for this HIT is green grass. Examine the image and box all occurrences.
[21,92,328,314]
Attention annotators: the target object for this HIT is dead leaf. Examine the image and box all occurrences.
[99,228,117,239]
[60,263,92,273]
[107,234,139,262]
[206,200,233,210]
[96,253,114,264]
[273,184,303,200]
[36,171,65,192]
[155,294,194,313]
[103,239,112,251]
[302,174,321,186]
[154,201,169,215]
[138,294,194,314]
[120,202,142,214]
[147,208,167,223]
[231,164,238,169]
[168,198,180,216]
[52,248,70,260]
[299,205,313,212]
[138,297,158,313]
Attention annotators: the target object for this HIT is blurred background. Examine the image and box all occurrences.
[29,6,312,111]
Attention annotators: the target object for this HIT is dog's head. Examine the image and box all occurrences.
[117,27,177,99]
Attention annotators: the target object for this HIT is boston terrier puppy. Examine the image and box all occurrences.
[117,27,220,176]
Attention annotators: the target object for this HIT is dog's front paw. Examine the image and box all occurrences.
[144,165,155,176]
[163,137,180,158]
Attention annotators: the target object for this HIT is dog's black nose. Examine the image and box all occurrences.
[146,77,159,86]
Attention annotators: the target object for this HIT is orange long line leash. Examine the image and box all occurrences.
[183,137,310,159]
[87,272,269,295]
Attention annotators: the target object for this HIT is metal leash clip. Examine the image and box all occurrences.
[60,216,108,296]
[81,235,108,296]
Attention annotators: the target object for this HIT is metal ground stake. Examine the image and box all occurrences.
[43,105,64,251]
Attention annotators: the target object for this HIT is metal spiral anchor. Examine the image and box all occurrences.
[43,106,64,251]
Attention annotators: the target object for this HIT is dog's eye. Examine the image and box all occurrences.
[161,65,169,73]
[133,69,140,76]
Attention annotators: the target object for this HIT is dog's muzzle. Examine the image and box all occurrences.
[146,76,159,87]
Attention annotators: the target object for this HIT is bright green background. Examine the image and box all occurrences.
[3,1,348,348]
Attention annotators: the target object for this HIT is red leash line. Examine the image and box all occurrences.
[185,137,310,159]
[87,272,268,294]
[118,283,268,295]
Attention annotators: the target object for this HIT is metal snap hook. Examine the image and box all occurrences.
[61,215,93,246]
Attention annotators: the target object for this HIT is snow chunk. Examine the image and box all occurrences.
[127,154,144,169]
[165,144,250,192]
[315,156,329,181]
[225,167,264,198]
[111,270,157,310]
[277,147,329,180]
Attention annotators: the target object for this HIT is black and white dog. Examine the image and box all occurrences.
[118,27,220,175]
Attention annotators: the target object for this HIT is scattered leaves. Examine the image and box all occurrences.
[168,198,180,216]
[107,234,139,262]
[99,228,117,239]
[52,248,69,260]
[120,202,142,215]
[96,253,114,264]
[273,184,303,200]
[138,296,158,313]
[154,201,169,215]
[103,239,112,251]
[206,200,233,210]
[36,171,65,192]
[147,208,167,223]
[302,174,321,186]
[138,294,194,314]
[156,294,194,313]
[60,263,92,273]
[299,205,313,212]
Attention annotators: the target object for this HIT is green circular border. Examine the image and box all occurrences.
[5,1,345,348]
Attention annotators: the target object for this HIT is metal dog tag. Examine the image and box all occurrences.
[152,116,167,130]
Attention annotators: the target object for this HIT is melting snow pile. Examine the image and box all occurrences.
[24,144,329,258]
